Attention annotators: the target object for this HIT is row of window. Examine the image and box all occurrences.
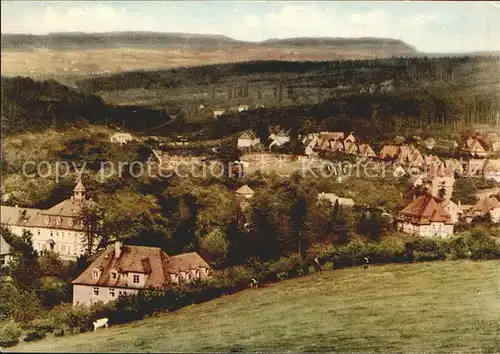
[36,242,80,255]
[44,216,83,227]
[92,269,140,284]
[93,287,130,297]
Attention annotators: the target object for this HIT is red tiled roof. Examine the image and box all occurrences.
[462,138,487,153]
[399,194,453,225]
[471,196,500,214]
[379,145,400,159]
[358,144,376,157]
[72,244,210,288]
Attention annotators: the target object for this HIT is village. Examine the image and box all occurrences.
[1,1,500,350]
[2,127,500,299]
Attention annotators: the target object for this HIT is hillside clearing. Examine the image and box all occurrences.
[10,260,500,352]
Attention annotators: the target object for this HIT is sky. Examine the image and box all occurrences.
[1,1,500,53]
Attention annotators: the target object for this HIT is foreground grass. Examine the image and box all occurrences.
[12,260,500,352]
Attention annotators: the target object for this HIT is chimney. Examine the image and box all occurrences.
[458,200,461,207]
[114,240,123,259]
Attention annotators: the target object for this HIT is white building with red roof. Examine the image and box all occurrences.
[397,194,455,237]
[0,181,93,263]
[72,241,211,306]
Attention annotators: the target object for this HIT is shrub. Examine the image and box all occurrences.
[405,238,447,262]
[28,316,57,334]
[57,302,112,334]
[23,330,46,342]
[54,328,65,337]
[0,320,22,348]
[269,255,304,278]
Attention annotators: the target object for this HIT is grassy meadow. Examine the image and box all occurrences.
[10,260,500,352]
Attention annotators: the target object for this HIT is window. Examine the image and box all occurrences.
[109,288,115,297]
[67,246,71,254]
[45,216,50,225]
[93,287,99,296]
[50,231,53,237]
[56,217,62,226]
[92,269,100,279]
[37,229,40,236]
[111,271,117,280]
[61,245,66,253]
[68,218,73,227]
[133,275,140,284]
[56,232,59,237]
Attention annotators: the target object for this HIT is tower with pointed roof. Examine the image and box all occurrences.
[73,180,86,201]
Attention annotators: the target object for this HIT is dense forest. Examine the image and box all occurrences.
[77,56,498,92]
[2,55,499,140]
[1,77,170,136]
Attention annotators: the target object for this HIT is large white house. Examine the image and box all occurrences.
[0,181,95,263]
[397,194,455,237]
[72,241,210,306]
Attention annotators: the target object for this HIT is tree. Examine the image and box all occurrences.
[357,210,383,241]
[80,190,170,250]
[5,229,42,292]
[290,196,308,257]
[199,228,229,266]
[210,145,243,178]
[452,178,478,204]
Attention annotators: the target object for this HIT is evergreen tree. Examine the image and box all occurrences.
[8,229,42,292]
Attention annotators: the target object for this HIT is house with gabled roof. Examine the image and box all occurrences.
[344,141,358,155]
[441,199,463,224]
[483,159,500,182]
[319,132,344,141]
[397,194,455,237]
[379,145,400,160]
[330,140,345,153]
[237,131,260,151]
[213,109,226,119]
[344,132,356,145]
[110,132,134,145]
[444,158,464,175]
[358,144,376,158]
[466,159,487,177]
[268,130,290,149]
[461,138,488,157]
[424,163,455,200]
[466,196,500,223]
[303,136,319,157]
[72,241,211,306]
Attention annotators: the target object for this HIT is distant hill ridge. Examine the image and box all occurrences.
[1,31,416,52]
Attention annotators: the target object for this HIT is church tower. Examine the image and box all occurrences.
[73,180,86,201]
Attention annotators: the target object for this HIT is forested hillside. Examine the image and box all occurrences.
[2,55,499,140]
[1,77,169,135]
[75,56,500,140]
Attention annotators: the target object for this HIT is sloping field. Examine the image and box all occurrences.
[11,260,500,352]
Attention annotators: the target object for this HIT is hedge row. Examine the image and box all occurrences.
[1,233,498,347]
